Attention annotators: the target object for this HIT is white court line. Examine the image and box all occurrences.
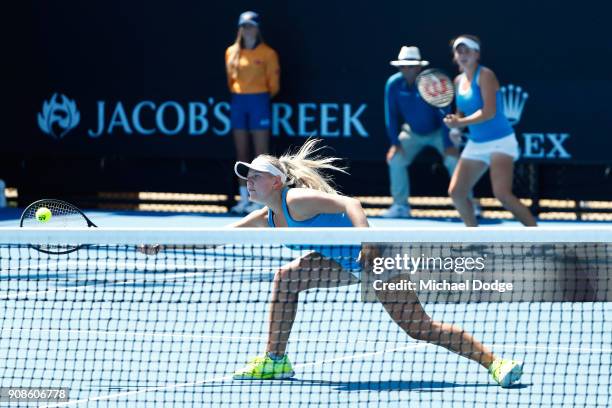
[3,327,611,353]
[41,343,429,407]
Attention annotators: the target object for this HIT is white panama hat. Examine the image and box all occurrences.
[390,46,430,67]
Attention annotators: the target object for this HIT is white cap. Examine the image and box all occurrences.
[390,46,430,67]
[453,37,480,51]
[234,157,287,183]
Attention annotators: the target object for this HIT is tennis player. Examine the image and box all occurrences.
[383,46,479,218]
[228,139,523,386]
[225,11,280,214]
[141,139,523,387]
[444,35,537,227]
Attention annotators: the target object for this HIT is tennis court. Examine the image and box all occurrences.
[6,1,612,406]
[1,211,610,407]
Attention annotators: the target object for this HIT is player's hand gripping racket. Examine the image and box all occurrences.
[415,68,455,113]
[20,199,97,254]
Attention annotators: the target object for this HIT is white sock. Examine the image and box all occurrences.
[239,186,248,202]
[267,352,284,361]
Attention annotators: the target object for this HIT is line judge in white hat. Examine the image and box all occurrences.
[382,46,479,219]
[389,46,430,67]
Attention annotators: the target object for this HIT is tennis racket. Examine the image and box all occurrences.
[20,199,97,254]
[415,68,455,113]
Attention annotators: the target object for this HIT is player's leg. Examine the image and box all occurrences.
[448,158,487,226]
[431,130,481,217]
[375,275,523,387]
[266,253,358,355]
[233,253,358,379]
[489,153,537,226]
[376,276,494,366]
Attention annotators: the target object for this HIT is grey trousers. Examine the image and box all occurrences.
[388,124,458,205]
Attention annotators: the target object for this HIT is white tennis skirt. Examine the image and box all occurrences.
[461,133,520,165]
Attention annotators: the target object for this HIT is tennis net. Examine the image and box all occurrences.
[0,227,610,407]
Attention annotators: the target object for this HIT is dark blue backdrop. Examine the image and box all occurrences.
[5,0,612,199]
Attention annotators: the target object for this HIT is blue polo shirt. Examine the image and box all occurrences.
[384,72,449,145]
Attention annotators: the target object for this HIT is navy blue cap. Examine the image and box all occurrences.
[238,11,260,27]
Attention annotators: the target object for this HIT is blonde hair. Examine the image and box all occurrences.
[227,26,265,81]
[258,139,347,194]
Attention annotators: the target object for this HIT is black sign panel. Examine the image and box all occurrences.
[7,1,612,164]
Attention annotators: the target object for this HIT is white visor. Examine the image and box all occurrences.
[453,37,480,51]
[234,157,287,183]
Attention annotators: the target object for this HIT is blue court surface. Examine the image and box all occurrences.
[0,208,610,407]
[3,207,612,229]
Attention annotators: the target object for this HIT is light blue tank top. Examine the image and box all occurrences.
[267,188,353,228]
[455,65,513,143]
[267,188,361,273]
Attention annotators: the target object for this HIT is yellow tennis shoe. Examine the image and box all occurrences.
[233,353,295,380]
[489,359,523,387]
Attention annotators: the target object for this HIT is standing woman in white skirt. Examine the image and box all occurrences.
[444,35,537,227]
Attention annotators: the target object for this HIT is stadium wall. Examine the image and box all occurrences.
[5,0,612,200]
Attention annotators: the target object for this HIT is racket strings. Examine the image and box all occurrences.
[21,200,91,254]
[417,72,455,108]
[22,201,88,228]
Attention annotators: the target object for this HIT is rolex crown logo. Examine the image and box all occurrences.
[501,84,528,126]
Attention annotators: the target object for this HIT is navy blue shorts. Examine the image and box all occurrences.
[230,93,271,131]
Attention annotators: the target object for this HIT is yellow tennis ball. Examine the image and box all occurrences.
[35,207,52,223]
